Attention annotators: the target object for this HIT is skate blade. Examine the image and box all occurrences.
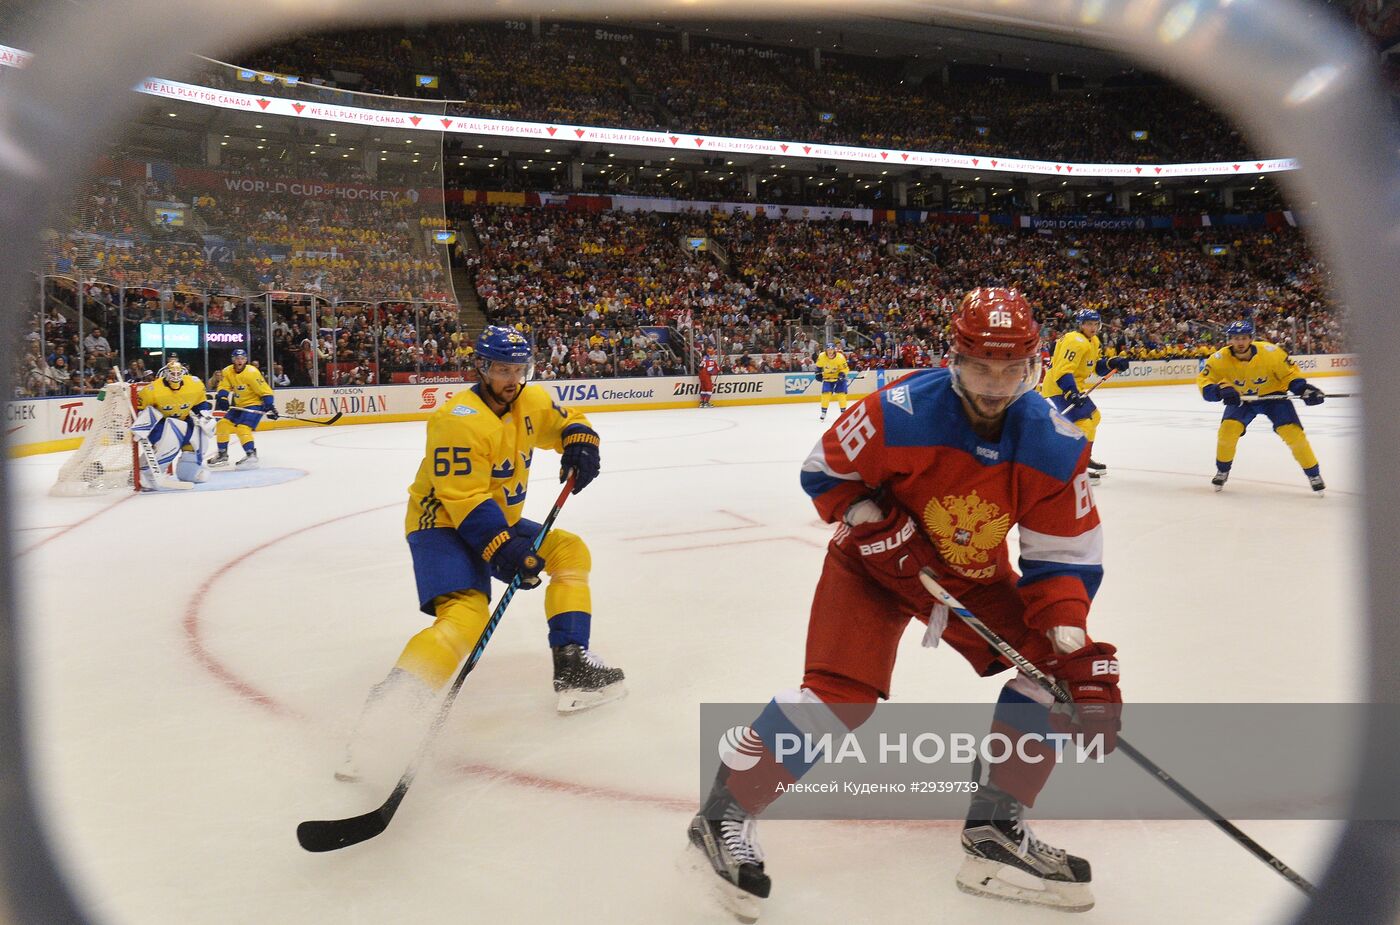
[678,841,763,923]
[557,680,627,714]
[333,767,361,783]
[1213,485,1224,492]
[955,856,1094,913]
[235,460,260,470]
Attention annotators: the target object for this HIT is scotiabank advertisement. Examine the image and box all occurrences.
[6,357,1359,456]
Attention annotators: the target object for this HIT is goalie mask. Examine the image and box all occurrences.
[161,360,187,386]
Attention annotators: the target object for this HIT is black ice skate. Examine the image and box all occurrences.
[1086,459,1107,474]
[957,784,1094,912]
[1212,470,1229,492]
[235,448,259,470]
[686,778,770,923]
[209,447,230,468]
[1309,474,1326,496]
[551,644,626,713]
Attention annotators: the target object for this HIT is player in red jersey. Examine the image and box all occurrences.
[698,348,721,408]
[687,289,1121,918]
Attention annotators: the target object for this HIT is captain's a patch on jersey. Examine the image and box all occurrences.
[451,406,477,416]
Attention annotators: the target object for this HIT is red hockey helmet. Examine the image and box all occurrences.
[951,288,1041,361]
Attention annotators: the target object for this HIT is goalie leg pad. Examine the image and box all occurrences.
[176,450,209,484]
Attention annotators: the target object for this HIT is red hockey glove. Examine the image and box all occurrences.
[834,497,941,600]
[1046,641,1122,753]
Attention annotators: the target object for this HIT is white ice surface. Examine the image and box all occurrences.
[8,383,1364,924]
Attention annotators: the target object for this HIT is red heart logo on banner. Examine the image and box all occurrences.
[1232,164,1240,170]
[1255,162,1264,169]
[575,128,586,138]
[1065,166,1073,173]
[694,138,704,146]
[256,99,270,110]
[669,136,679,145]
[546,126,557,136]
[880,151,888,160]
[1155,166,1163,174]
[803,146,811,154]
[1135,167,1143,174]
[441,118,452,129]
[990,160,997,167]
[291,102,305,114]
[901,153,909,161]
[1055,165,1062,172]
[780,144,789,152]
[971,158,979,166]
[409,115,421,126]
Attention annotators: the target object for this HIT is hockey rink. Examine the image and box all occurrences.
[8,382,1364,925]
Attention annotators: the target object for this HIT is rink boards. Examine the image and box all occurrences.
[6,354,1359,457]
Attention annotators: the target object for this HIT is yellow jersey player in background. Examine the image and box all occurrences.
[336,326,624,783]
[210,348,278,470]
[132,359,215,487]
[1039,309,1130,482]
[1197,319,1327,494]
[815,343,851,421]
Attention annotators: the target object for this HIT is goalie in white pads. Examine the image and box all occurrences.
[132,360,215,490]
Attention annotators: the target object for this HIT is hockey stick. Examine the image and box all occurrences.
[287,412,344,426]
[917,569,1317,897]
[220,405,343,426]
[296,472,579,853]
[1083,367,1120,396]
[133,436,192,491]
[1243,392,1355,402]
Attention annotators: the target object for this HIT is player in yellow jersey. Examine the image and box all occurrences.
[210,348,278,470]
[131,359,215,488]
[815,343,851,421]
[1039,310,1130,481]
[1197,319,1326,494]
[336,327,623,783]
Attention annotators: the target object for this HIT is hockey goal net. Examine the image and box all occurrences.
[50,381,143,495]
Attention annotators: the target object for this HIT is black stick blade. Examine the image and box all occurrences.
[297,807,390,852]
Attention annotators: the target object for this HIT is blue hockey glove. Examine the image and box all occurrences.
[483,529,546,589]
[1108,357,1130,373]
[1219,386,1242,406]
[1290,379,1325,406]
[560,424,600,494]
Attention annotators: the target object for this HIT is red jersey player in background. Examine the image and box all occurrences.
[687,289,1122,919]
[698,348,721,408]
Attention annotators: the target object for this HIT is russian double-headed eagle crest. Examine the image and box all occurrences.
[922,490,1011,569]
